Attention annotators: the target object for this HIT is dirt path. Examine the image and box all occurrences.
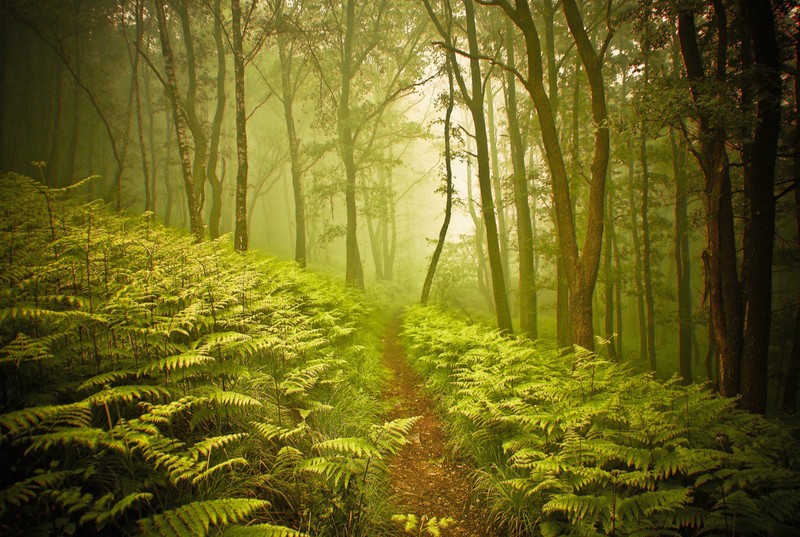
[382,316,495,537]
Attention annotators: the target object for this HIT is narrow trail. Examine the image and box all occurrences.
[381,316,495,537]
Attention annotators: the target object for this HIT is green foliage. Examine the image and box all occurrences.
[402,305,800,536]
[0,173,406,536]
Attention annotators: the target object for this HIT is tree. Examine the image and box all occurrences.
[482,0,613,349]
[231,0,249,251]
[422,59,456,305]
[154,0,204,240]
[423,0,514,333]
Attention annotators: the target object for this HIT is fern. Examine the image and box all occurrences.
[137,498,270,536]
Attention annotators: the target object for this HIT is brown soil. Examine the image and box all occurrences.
[382,315,496,537]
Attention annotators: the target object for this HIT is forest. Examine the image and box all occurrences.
[0,0,799,535]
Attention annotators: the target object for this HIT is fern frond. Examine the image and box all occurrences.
[191,458,249,485]
[313,437,381,459]
[222,524,309,537]
[78,370,137,391]
[139,352,215,375]
[137,498,270,536]
[190,433,248,460]
[79,491,153,528]
[84,385,170,405]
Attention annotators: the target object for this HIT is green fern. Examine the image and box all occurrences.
[137,498,270,536]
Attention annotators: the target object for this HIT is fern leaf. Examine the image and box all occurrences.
[78,370,137,391]
[137,498,270,536]
[222,524,309,537]
[190,433,248,460]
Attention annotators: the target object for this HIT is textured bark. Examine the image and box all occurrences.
[671,130,693,385]
[739,0,780,415]
[422,60,455,305]
[276,9,307,267]
[461,0,513,333]
[154,0,203,241]
[628,156,647,361]
[783,39,800,413]
[231,0,249,252]
[340,0,364,288]
[206,0,226,240]
[491,0,609,348]
[640,125,656,371]
[679,5,743,398]
[486,79,511,291]
[604,188,617,361]
[503,21,537,338]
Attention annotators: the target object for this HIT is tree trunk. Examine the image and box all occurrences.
[460,0,513,333]
[783,38,800,413]
[604,188,617,360]
[493,0,608,348]
[133,0,150,212]
[340,0,364,288]
[671,129,693,384]
[486,78,511,294]
[277,10,307,267]
[739,0,780,415]
[206,0,226,240]
[231,0,248,251]
[628,156,647,361]
[503,22,536,338]
[679,5,743,398]
[422,59,455,305]
[640,123,656,371]
[154,0,203,240]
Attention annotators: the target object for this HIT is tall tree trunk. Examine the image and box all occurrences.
[503,22,536,338]
[231,0,248,251]
[176,0,208,218]
[133,0,150,212]
[276,8,307,267]
[492,0,609,348]
[671,129,693,384]
[486,78,511,293]
[679,4,743,398]
[381,164,396,280]
[612,202,623,359]
[144,66,158,218]
[640,123,656,371]
[206,0,226,240]
[340,0,364,288]
[628,157,647,361]
[466,136,492,311]
[154,0,203,240]
[460,0,513,333]
[604,188,617,360]
[783,37,800,413]
[739,0,781,415]
[422,59,455,305]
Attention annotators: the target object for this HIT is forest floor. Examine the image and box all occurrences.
[382,315,496,537]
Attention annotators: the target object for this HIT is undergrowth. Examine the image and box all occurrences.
[402,305,800,537]
[0,173,414,536]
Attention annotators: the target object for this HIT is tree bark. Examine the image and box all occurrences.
[231,0,249,251]
[671,129,693,384]
[486,78,511,293]
[739,0,781,415]
[679,5,743,398]
[503,21,536,338]
[628,156,647,361]
[422,59,455,305]
[206,0,226,240]
[277,8,307,267]
[490,0,609,348]
[340,0,364,288]
[640,122,656,371]
[154,0,203,240]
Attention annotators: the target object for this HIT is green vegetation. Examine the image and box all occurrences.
[0,173,414,536]
[402,305,800,536]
